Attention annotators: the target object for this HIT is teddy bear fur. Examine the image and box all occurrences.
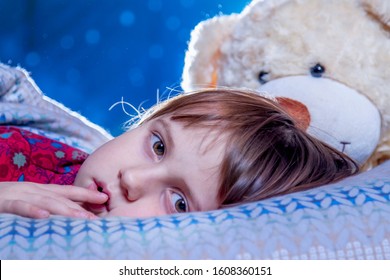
[181,0,390,169]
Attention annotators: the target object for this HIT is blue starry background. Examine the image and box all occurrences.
[0,0,248,136]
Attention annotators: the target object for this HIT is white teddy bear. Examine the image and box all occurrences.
[181,0,390,169]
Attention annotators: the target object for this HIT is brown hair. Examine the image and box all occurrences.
[134,88,359,207]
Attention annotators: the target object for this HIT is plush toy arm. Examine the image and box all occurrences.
[360,0,390,168]
[362,0,390,26]
[181,15,238,91]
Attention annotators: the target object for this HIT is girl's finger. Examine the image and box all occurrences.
[31,195,97,219]
[7,194,97,219]
[2,199,50,219]
[37,184,109,204]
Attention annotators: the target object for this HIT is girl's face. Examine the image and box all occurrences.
[74,116,226,218]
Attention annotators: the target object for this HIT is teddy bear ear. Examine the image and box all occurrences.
[241,0,291,19]
[275,97,311,131]
[361,0,390,27]
[181,14,239,92]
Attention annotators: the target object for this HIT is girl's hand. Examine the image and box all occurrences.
[0,182,108,219]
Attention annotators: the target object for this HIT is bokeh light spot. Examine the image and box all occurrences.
[60,35,74,49]
[120,10,135,27]
[128,67,145,87]
[165,16,181,31]
[85,29,100,45]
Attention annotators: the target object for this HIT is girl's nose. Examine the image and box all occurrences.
[118,167,160,202]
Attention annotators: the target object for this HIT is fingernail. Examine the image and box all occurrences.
[89,214,99,220]
[37,210,50,218]
[75,211,91,219]
[98,192,108,199]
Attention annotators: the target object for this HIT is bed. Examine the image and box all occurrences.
[0,63,389,260]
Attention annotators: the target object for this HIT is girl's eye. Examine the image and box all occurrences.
[151,133,165,158]
[170,192,188,213]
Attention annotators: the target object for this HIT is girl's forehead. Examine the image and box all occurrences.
[152,115,228,154]
[187,132,228,162]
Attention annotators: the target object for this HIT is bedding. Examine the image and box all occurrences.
[0,63,112,153]
[0,126,87,184]
[0,63,389,259]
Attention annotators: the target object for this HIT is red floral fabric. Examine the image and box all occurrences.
[0,126,88,184]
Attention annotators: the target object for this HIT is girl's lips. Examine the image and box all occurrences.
[85,202,107,212]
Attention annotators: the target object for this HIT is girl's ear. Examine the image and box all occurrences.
[181,15,239,91]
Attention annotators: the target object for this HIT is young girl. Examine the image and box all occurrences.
[0,88,359,219]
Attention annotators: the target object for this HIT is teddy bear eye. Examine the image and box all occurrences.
[258,71,270,84]
[310,63,326,78]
